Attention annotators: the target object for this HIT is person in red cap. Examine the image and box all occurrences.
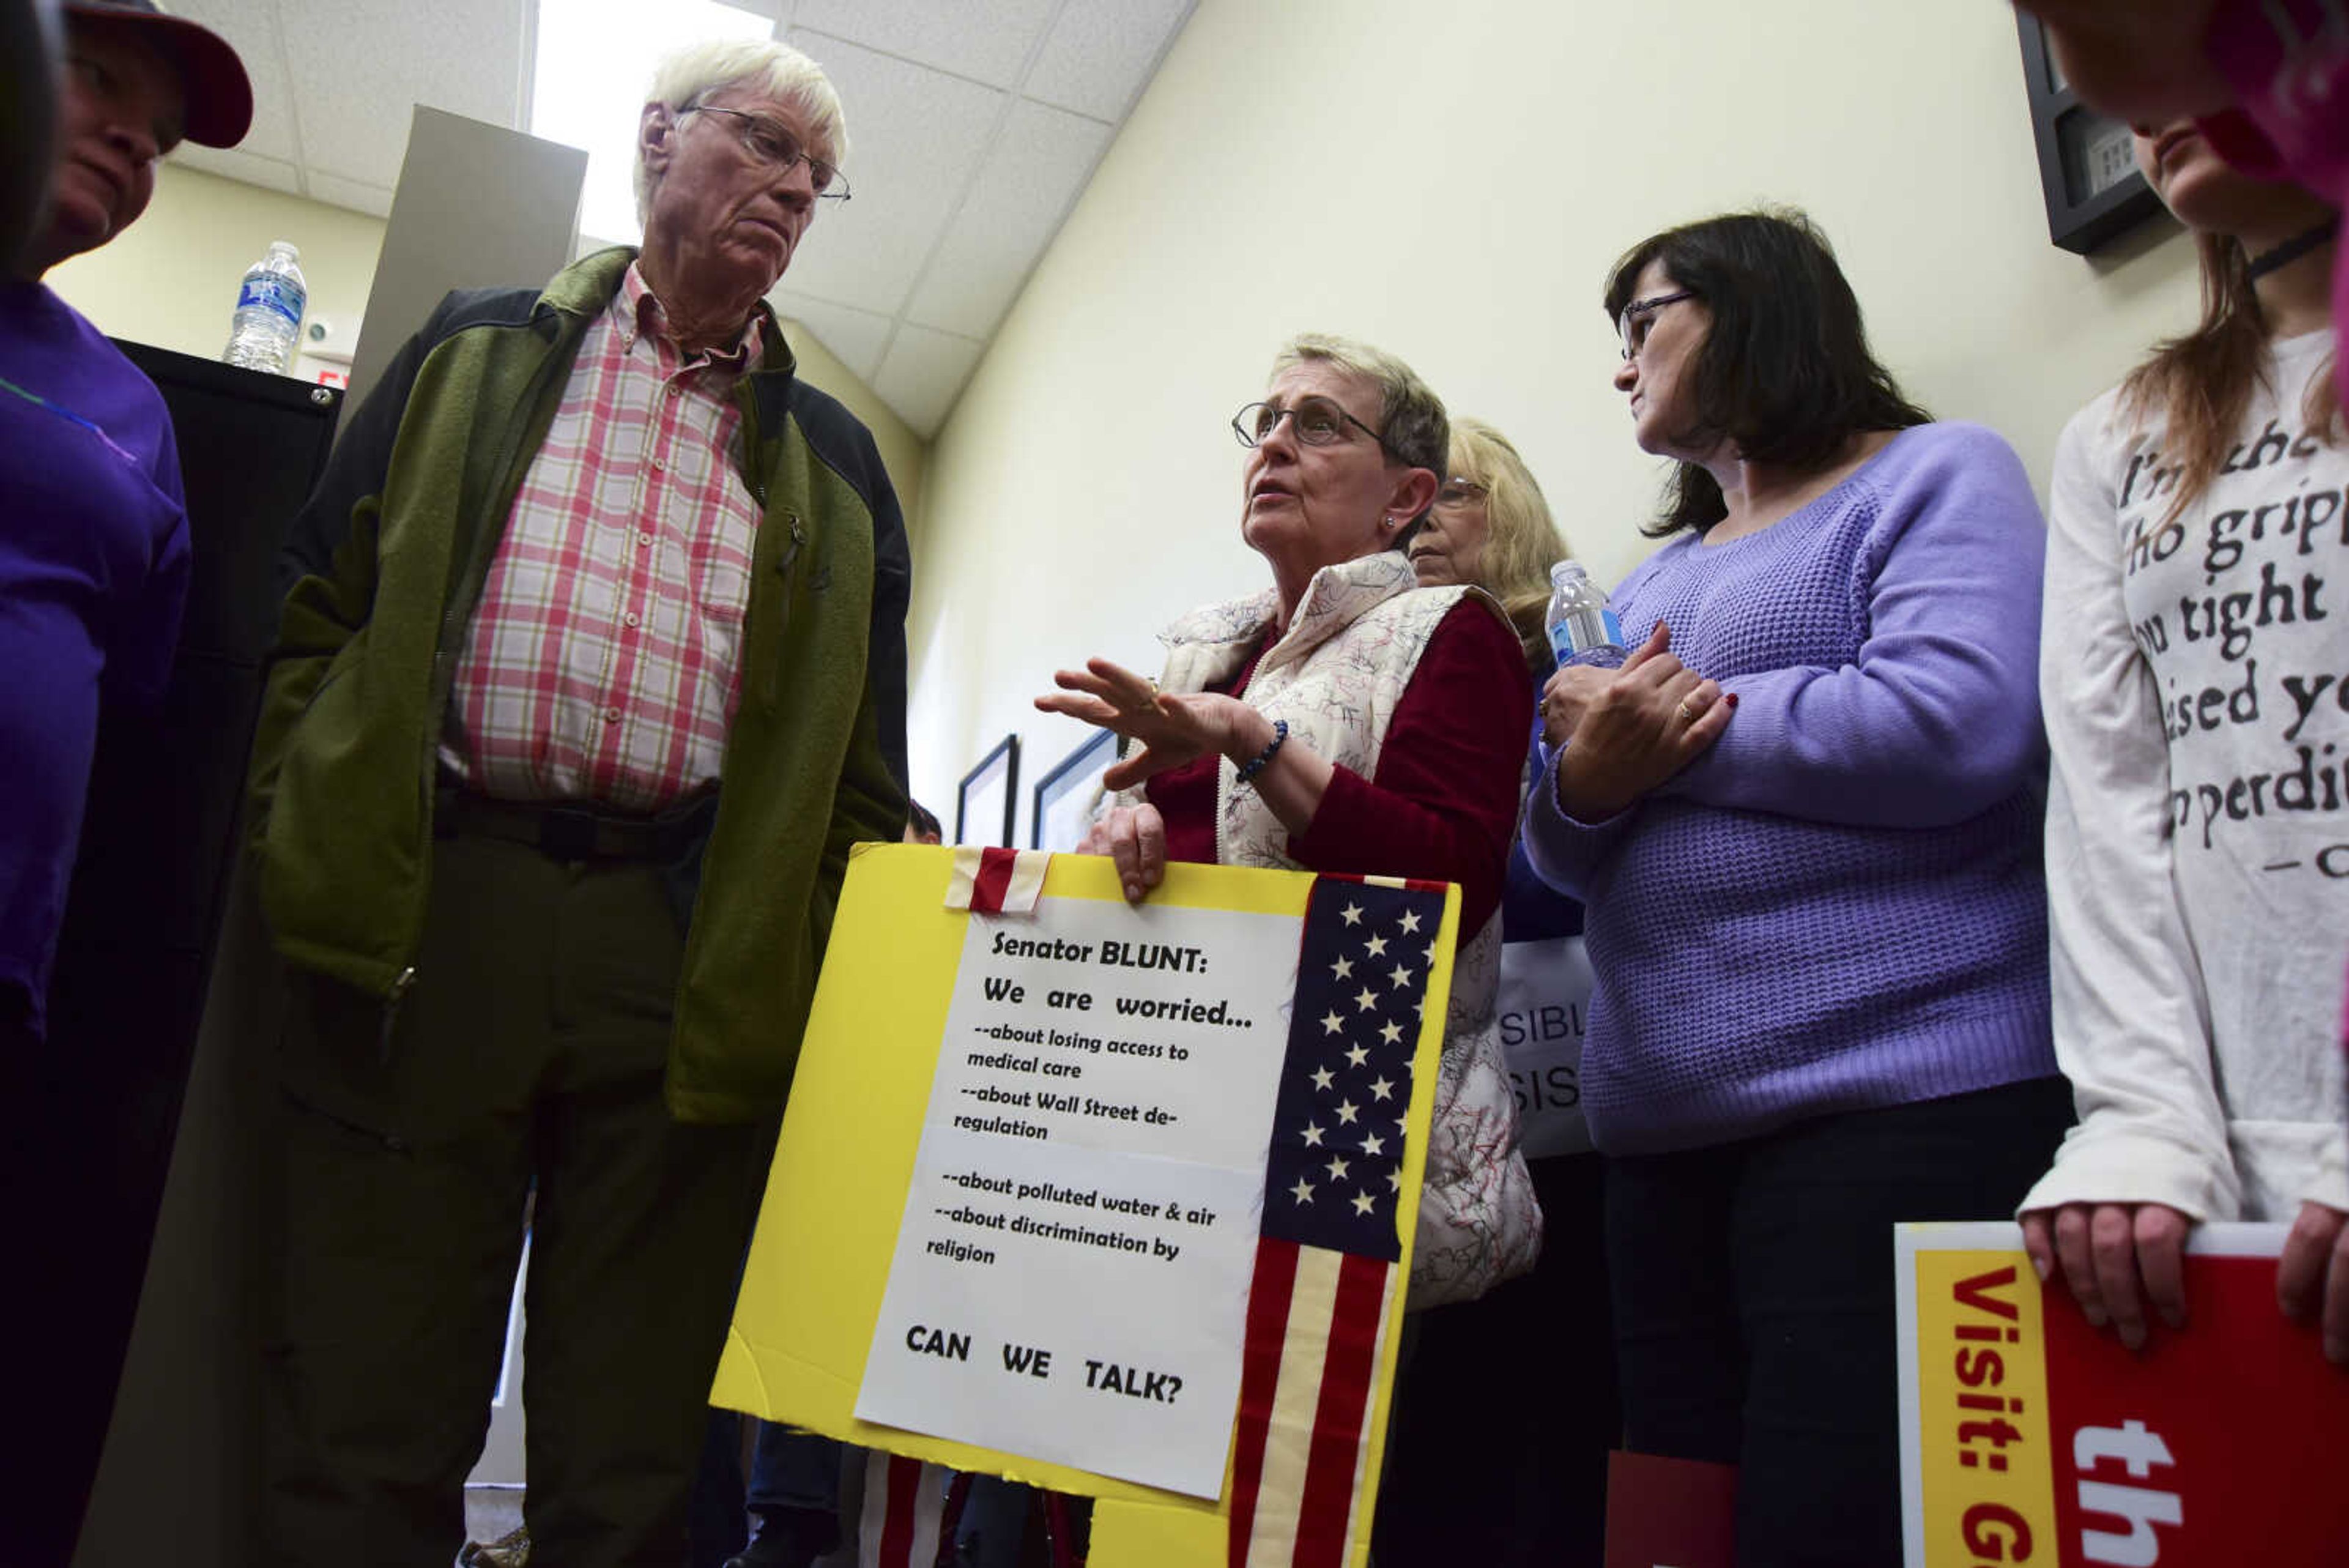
[2,3,250,1564]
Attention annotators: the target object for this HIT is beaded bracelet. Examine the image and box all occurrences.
[1235,718,1289,786]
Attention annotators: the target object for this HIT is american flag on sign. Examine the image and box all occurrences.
[858,1449,947,1568]
[1227,874,1445,1568]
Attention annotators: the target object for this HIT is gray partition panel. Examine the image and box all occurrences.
[343,105,589,418]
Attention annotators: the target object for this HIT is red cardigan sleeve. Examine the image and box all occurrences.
[1285,600,1527,933]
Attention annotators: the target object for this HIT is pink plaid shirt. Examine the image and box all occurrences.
[442,264,766,811]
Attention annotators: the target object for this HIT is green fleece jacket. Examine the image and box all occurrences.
[247,248,909,1123]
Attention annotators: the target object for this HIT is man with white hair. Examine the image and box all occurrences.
[247,39,907,1564]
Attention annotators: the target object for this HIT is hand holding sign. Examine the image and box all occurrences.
[1077,801,1167,905]
[2276,1200,2349,1365]
[713,844,1455,1568]
[1899,1222,2349,1566]
[2018,1202,2192,1350]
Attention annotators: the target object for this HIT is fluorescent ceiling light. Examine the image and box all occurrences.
[530,0,774,247]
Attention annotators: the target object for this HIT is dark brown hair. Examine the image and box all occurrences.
[1603,209,1931,537]
[2118,229,2342,517]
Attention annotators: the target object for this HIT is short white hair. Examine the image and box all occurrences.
[635,39,849,223]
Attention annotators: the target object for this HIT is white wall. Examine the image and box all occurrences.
[46,165,388,365]
[904,0,2204,828]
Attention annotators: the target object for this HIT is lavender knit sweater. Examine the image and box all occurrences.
[1522,423,2057,1155]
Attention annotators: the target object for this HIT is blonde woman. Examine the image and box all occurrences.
[1407,417,1567,665]
[1382,420,1616,1567]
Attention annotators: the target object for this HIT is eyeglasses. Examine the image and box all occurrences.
[680,104,851,201]
[1617,289,1696,361]
[1231,398,1397,459]
[1434,479,1489,510]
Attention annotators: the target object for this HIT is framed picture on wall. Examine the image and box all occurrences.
[1031,729,1126,851]
[953,735,1020,847]
[2015,13,2165,253]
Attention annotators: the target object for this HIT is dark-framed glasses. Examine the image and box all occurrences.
[681,103,850,201]
[1232,397,1395,457]
[1618,288,1696,360]
[1434,478,1490,510]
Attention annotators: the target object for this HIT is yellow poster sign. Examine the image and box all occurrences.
[713,844,1458,1566]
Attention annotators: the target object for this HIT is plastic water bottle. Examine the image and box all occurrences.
[1544,560,1628,669]
[223,240,307,373]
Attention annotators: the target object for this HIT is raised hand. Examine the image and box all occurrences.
[1035,657,1255,790]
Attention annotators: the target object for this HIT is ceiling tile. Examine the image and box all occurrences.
[530,0,777,252]
[1023,0,1192,121]
[902,99,1108,338]
[166,0,301,163]
[872,324,984,436]
[305,171,396,220]
[790,0,1057,89]
[771,290,896,381]
[171,145,302,197]
[281,0,529,187]
[132,0,1200,447]
[773,33,1004,313]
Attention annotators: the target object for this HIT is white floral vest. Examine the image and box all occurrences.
[1136,552,1542,1307]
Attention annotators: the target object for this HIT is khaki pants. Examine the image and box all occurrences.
[262,831,772,1567]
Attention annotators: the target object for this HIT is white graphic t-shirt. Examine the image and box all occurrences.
[2026,329,2349,1223]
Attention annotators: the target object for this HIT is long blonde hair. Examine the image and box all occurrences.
[2120,229,2341,518]
[1449,418,1568,670]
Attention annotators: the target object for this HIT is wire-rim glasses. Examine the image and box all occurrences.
[681,103,850,201]
[1231,398,1397,459]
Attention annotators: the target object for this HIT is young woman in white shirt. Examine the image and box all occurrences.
[2020,117,2349,1365]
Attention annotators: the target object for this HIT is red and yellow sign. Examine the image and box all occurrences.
[1898,1222,2349,1566]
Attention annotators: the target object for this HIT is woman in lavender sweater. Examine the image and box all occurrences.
[1521,209,2072,1567]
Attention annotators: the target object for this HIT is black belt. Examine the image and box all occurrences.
[434,785,715,863]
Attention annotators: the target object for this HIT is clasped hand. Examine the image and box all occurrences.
[1544,621,1733,819]
[2020,1198,2349,1365]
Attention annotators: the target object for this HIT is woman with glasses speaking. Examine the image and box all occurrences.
[1520,210,2072,1566]
[1034,332,1540,1309]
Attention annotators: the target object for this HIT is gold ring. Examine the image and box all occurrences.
[1675,700,1695,724]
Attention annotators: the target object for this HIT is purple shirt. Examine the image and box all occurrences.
[1523,422,2056,1154]
[1,281,188,1034]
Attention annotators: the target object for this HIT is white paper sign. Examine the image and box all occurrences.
[855,894,1304,1498]
[1494,934,1594,1160]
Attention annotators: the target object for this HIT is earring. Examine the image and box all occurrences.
[1381,515,1397,529]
